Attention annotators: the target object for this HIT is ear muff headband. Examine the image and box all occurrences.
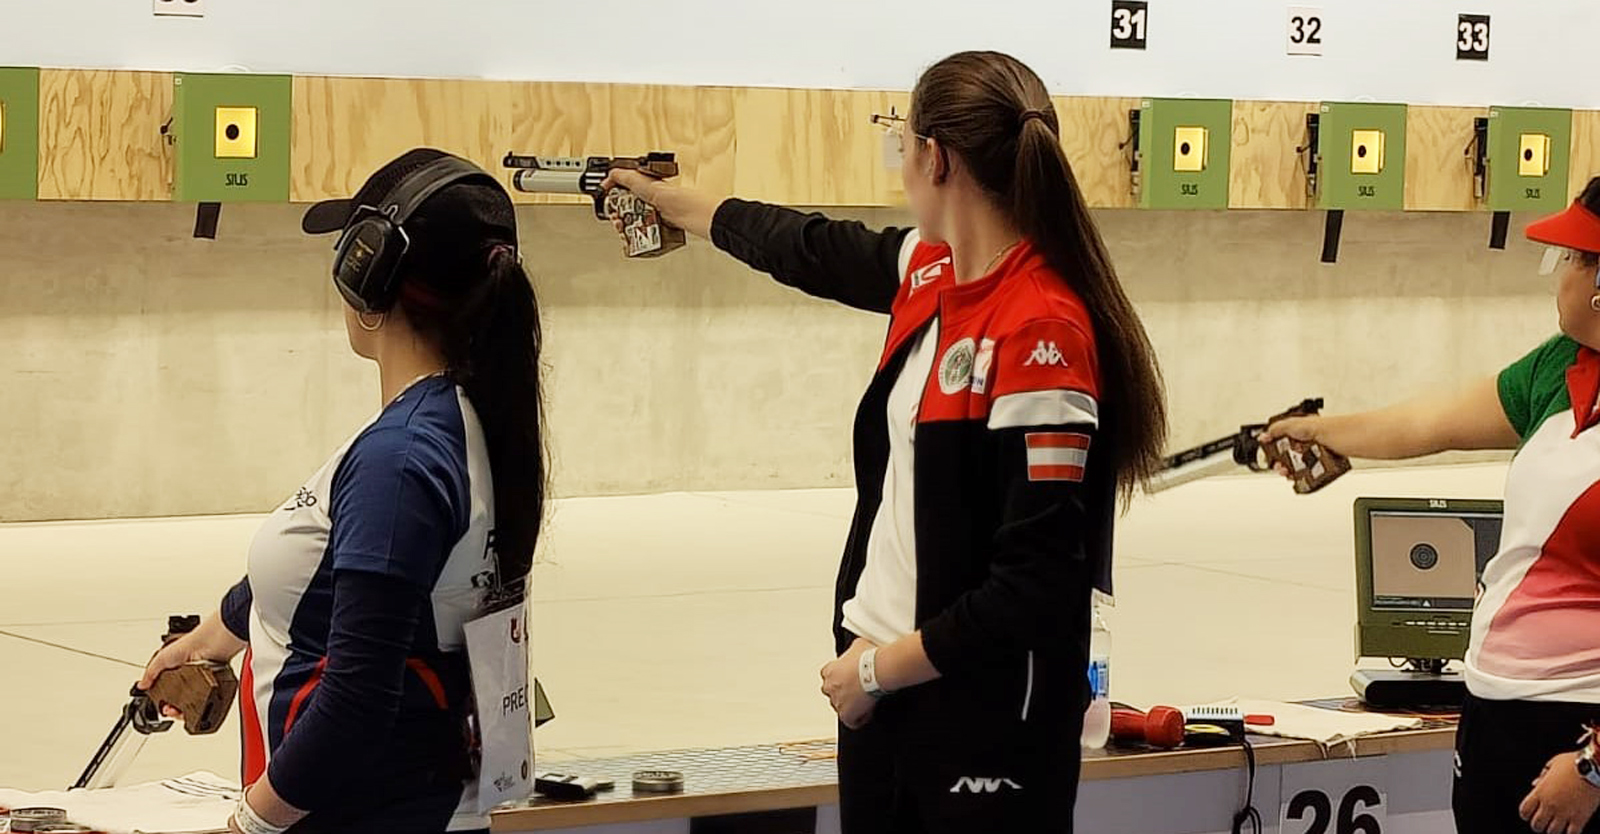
[332,157,500,314]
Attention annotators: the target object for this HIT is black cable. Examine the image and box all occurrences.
[1320,210,1344,264]
[1489,211,1511,250]
[1232,736,1263,834]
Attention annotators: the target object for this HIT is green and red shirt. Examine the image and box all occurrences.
[1467,335,1600,701]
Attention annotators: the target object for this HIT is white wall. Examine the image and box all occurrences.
[3,0,1599,105]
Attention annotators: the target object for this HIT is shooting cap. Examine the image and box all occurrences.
[300,148,516,242]
[1526,199,1600,254]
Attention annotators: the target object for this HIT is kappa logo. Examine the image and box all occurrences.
[950,777,1023,794]
[910,257,951,291]
[1023,340,1069,368]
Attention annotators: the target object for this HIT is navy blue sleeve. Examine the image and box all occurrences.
[219,577,251,642]
[266,569,427,811]
[325,425,468,588]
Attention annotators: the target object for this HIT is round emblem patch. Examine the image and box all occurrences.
[939,338,977,395]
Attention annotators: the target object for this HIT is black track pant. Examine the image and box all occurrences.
[1454,693,1600,834]
[838,653,1084,834]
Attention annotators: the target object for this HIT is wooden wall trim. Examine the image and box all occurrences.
[23,70,1600,210]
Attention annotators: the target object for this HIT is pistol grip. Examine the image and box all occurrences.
[147,661,239,735]
[603,187,686,258]
[1258,435,1352,494]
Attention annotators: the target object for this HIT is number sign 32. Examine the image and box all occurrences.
[1288,7,1324,56]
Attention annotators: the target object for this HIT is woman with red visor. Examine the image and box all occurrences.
[1265,179,1600,834]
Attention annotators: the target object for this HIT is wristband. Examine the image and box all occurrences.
[859,647,891,700]
[232,796,290,834]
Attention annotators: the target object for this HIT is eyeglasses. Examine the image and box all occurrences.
[871,109,931,164]
[1539,247,1573,276]
[1539,246,1600,286]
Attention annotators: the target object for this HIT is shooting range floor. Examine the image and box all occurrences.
[0,462,1509,791]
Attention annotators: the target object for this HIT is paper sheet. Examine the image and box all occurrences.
[1192,698,1425,747]
[0,771,238,834]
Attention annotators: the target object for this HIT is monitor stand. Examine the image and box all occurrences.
[1351,659,1466,709]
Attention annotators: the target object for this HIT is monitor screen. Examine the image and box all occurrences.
[1353,498,1504,662]
[1368,510,1501,611]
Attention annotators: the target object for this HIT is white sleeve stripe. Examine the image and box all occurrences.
[897,228,922,283]
[989,390,1100,430]
[1028,447,1089,467]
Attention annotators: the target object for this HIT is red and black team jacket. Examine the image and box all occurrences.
[712,200,1115,684]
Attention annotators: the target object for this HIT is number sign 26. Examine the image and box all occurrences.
[1280,758,1388,834]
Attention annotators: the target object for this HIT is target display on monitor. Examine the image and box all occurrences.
[1353,497,1504,662]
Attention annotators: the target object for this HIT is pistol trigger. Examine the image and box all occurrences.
[1234,426,1265,469]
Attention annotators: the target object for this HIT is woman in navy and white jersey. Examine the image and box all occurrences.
[138,149,546,834]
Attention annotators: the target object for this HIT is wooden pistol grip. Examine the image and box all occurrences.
[1259,436,1352,494]
[147,661,239,735]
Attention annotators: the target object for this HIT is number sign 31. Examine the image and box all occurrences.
[1111,1,1149,49]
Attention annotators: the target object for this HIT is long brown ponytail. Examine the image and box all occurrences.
[911,51,1167,501]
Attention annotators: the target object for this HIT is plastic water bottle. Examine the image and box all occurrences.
[1081,605,1112,749]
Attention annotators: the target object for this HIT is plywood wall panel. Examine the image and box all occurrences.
[1569,110,1600,203]
[1404,105,1483,212]
[1055,96,1140,209]
[1229,101,1317,210]
[290,76,509,202]
[37,70,172,201]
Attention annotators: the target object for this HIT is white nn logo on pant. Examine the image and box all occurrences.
[950,777,1023,794]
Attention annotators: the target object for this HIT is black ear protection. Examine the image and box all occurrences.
[332,157,500,314]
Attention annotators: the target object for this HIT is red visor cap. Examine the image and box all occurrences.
[1527,200,1600,253]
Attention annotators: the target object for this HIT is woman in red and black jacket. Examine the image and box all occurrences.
[608,51,1166,833]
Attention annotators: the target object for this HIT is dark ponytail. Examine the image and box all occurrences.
[400,242,547,583]
[912,51,1167,502]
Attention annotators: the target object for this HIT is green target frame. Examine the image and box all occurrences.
[0,67,40,201]
[1138,98,1232,210]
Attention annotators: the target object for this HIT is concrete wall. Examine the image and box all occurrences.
[0,202,1548,521]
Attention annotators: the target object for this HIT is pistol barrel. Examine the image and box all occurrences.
[511,168,590,195]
